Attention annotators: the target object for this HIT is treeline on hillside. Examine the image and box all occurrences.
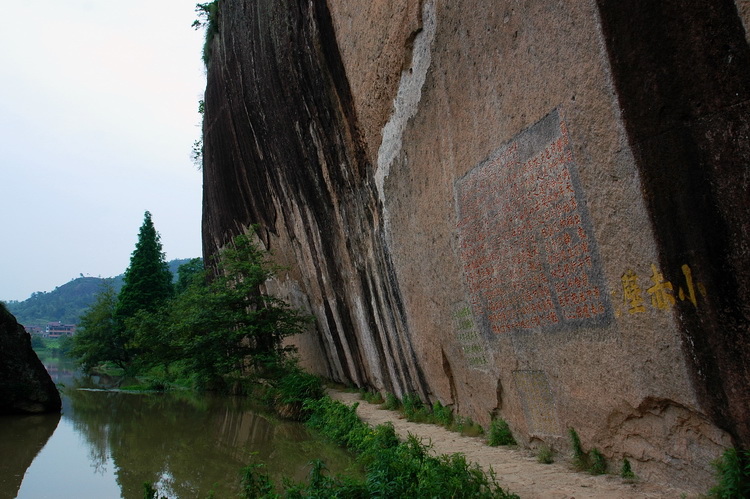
[70,212,310,392]
[4,259,194,326]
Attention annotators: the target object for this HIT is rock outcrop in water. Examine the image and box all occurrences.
[0,303,61,414]
[201,0,750,490]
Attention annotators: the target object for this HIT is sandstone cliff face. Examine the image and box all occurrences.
[0,304,61,414]
[202,0,750,490]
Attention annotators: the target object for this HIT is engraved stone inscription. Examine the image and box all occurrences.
[456,109,609,335]
[513,370,560,435]
[452,302,489,368]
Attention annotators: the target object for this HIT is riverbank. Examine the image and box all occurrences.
[328,390,700,499]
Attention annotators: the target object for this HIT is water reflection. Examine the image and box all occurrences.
[0,412,60,499]
[5,359,357,499]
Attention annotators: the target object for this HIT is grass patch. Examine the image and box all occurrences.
[589,448,607,475]
[432,400,454,427]
[450,415,484,437]
[709,447,750,498]
[569,427,589,471]
[487,417,516,446]
[620,457,635,479]
[258,359,325,420]
[567,428,609,475]
[359,389,384,405]
[381,392,485,437]
[537,445,554,464]
[381,392,401,411]
[287,396,519,498]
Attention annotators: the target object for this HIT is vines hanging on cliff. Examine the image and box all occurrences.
[192,1,220,67]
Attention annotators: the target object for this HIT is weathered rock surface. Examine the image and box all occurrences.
[0,303,61,414]
[202,0,750,492]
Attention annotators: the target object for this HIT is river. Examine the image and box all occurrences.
[0,357,358,498]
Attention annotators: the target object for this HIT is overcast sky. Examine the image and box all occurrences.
[0,0,206,302]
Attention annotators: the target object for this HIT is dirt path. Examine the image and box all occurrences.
[328,390,695,498]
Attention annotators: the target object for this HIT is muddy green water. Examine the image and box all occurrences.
[0,358,357,499]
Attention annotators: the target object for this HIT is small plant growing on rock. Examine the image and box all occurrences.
[360,389,384,405]
[382,392,400,411]
[402,393,428,421]
[590,448,607,475]
[455,416,484,437]
[488,417,516,446]
[537,445,554,464]
[569,427,589,470]
[620,457,636,479]
[432,401,454,428]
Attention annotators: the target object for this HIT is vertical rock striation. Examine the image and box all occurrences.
[202,0,750,490]
[0,303,61,414]
[202,0,429,398]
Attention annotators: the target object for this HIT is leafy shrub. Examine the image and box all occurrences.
[488,417,516,446]
[239,463,275,498]
[193,1,221,67]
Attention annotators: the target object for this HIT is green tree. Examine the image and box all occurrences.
[168,233,310,388]
[174,257,204,295]
[70,280,122,371]
[115,211,173,323]
[128,260,204,371]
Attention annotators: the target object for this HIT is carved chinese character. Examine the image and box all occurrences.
[647,264,675,310]
[677,264,698,307]
[621,269,646,314]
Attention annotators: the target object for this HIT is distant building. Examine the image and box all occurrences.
[45,322,76,338]
[24,325,44,336]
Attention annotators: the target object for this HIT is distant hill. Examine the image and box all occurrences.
[3,259,198,327]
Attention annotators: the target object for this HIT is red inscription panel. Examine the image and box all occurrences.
[456,110,609,334]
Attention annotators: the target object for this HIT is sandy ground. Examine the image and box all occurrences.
[328,390,696,498]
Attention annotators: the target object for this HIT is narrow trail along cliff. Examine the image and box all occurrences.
[203,0,750,492]
[329,390,694,499]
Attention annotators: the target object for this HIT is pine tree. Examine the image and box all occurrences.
[115,211,173,323]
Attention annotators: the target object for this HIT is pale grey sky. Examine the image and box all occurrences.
[1,0,206,301]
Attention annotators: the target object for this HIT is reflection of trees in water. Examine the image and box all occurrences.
[41,357,79,386]
[66,390,356,498]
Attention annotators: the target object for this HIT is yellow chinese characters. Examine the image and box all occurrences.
[621,269,646,314]
[614,263,706,317]
[647,264,675,310]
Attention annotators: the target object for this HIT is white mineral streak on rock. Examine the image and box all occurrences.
[376,0,436,237]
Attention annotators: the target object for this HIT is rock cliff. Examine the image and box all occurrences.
[202,0,750,490]
[0,303,61,414]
